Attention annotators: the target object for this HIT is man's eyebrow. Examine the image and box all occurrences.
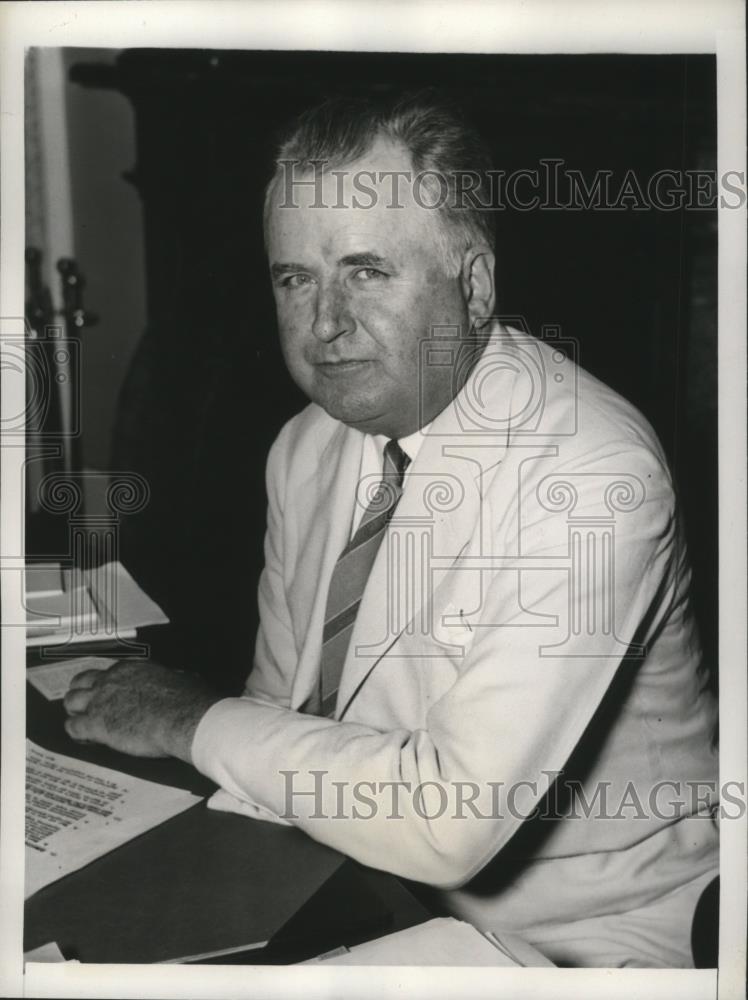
[271,253,393,279]
[338,252,391,268]
[270,262,310,279]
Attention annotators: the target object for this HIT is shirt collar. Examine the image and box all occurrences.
[370,422,431,469]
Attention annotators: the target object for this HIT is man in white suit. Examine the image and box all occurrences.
[65,93,718,967]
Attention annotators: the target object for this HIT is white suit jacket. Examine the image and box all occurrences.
[192,325,718,966]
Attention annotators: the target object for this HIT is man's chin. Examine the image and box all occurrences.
[320,399,387,435]
[304,381,415,437]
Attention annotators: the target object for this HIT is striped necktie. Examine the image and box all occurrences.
[308,439,411,717]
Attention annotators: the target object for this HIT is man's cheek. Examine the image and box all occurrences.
[355,298,410,348]
[281,340,319,403]
[278,311,308,357]
[281,343,313,389]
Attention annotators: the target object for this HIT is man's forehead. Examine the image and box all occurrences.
[267,135,425,213]
[266,137,443,258]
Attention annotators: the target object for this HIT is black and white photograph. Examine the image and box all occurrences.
[1,2,745,998]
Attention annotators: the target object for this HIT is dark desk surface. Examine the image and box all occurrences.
[25,673,430,964]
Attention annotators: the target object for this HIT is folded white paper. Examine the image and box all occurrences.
[26,561,168,647]
[27,656,118,701]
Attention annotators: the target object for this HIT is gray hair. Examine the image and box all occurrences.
[263,91,495,277]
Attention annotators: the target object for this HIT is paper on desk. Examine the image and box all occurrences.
[159,939,269,964]
[27,656,118,701]
[24,941,74,964]
[85,561,168,629]
[28,628,138,649]
[24,563,65,599]
[26,583,98,635]
[484,929,555,967]
[306,917,521,967]
[25,740,201,898]
[27,561,168,647]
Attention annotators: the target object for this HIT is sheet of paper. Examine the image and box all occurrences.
[86,561,169,632]
[306,917,520,967]
[26,657,118,701]
[24,942,72,963]
[159,939,269,964]
[485,929,556,967]
[26,585,98,635]
[25,740,202,899]
[27,628,137,649]
[26,560,168,647]
[24,563,65,598]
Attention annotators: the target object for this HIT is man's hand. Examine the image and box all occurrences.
[63,661,222,763]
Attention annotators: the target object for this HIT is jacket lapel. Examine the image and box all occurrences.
[335,326,519,717]
[289,422,363,709]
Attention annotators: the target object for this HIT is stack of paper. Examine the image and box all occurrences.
[25,560,168,647]
[25,563,65,600]
[26,567,98,637]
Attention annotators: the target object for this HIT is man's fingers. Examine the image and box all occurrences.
[67,668,105,691]
[64,713,98,743]
[63,687,94,715]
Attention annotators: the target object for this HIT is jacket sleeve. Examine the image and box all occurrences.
[192,441,679,889]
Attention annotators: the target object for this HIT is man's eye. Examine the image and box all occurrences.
[282,274,313,288]
[354,268,385,282]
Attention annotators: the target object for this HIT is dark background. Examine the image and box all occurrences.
[35,50,718,695]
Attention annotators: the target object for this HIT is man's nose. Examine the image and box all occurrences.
[311,283,354,343]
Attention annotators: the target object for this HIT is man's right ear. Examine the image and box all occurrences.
[461,246,496,328]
